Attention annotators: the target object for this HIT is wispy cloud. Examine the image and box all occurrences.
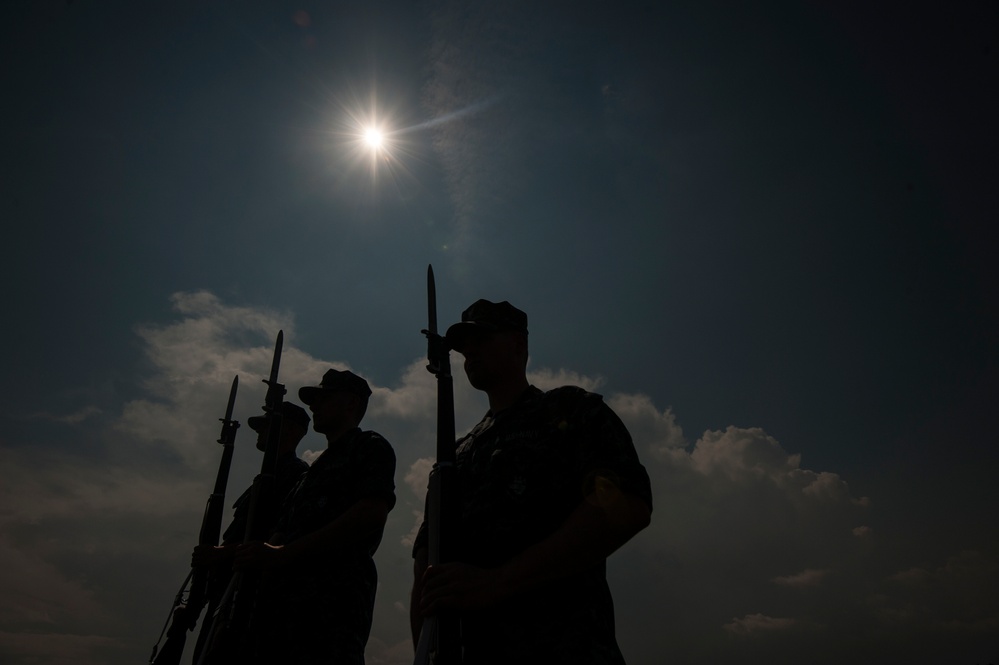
[772,568,830,588]
[25,407,103,425]
[724,613,796,635]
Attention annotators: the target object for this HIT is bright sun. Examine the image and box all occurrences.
[364,127,383,149]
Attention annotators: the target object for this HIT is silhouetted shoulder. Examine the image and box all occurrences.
[354,430,397,511]
[359,429,393,448]
[544,384,652,511]
[541,385,611,420]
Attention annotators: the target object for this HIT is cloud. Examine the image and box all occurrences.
[26,406,103,425]
[0,446,200,665]
[301,448,324,465]
[0,447,203,525]
[117,291,296,468]
[372,361,437,420]
[608,392,686,453]
[529,367,604,392]
[400,457,435,550]
[602,418,985,663]
[0,533,105,628]
[0,632,122,665]
[404,457,434,501]
[689,426,799,482]
[772,568,830,588]
[877,550,999,633]
[723,613,796,635]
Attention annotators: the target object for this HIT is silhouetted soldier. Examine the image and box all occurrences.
[233,369,397,665]
[189,400,311,662]
[411,300,653,664]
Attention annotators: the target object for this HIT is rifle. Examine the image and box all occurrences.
[196,332,286,665]
[149,376,241,665]
[414,265,462,665]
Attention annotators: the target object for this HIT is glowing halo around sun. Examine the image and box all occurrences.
[322,86,497,197]
[325,95,427,195]
[347,116,397,163]
[341,113,414,185]
[363,127,384,149]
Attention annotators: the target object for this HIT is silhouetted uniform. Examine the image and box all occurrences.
[221,454,310,545]
[193,404,310,664]
[252,427,396,665]
[415,385,652,664]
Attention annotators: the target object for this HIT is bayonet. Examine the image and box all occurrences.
[150,376,241,665]
[199,376,240,546]
[221,376,239,438]
[263,331,284,404]
[427,265,438,336]
[423,266,445,377]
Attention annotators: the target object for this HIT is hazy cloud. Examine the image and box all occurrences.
[724,613,796,635]
[772,568,830,588]
[0,631,122,665]
[608,392,686,453]
[26,407,103,425]
[529,367,604,392]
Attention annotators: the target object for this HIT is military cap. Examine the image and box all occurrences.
[248,401,311,432]
[299,368,372,406]
[445,299,528,353]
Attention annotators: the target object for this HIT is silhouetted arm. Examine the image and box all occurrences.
[418,484,651,615]
[232,497,389,570]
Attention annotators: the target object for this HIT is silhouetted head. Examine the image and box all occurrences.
[445,299,528,353]
[447,299,529,392]
[299,369,372,436]
[248,401,310,453]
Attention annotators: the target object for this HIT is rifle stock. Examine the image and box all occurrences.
[415,265,462,665]
[150,376,240,665]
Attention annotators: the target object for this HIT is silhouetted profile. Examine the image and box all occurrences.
[233,369,396,664]
[189,400,310,663]
[411,300,653,664]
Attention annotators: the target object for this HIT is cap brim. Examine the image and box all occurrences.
[445,321,497,353]
[247,415,268,432]
[298,385,324,406]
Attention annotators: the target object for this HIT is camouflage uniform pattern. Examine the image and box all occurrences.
[416,385,652,664]
[253,428,397,665]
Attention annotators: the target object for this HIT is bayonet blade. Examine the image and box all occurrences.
[223,375,238,422]
[267,331,283,386]
[427,265,438,335]
[217,375,240,445]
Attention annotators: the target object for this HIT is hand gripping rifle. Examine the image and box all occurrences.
[196,331,286,665]
[149,376,240,665]
[414,265,463,665]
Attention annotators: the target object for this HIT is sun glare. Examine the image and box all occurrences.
[329,99,420,189]
[364,127,383,149]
